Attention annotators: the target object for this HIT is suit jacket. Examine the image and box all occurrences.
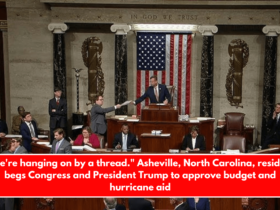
[103,203,126,210]
[128,198,154,210]
[14,146,28,154]
[113,132,139,149]
[74,134,100,148]
[0,119,8,134]
[49,98,67,129]
[90,104,115,135]
[181,134,206,150]
[175,202,189,210]
[186,198,210,210]
[50,139,72,154]
[266,113,280,139]
[135,84,171,105]
[20,120,39,153]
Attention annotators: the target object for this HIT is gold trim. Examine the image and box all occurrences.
[0,20,7,29]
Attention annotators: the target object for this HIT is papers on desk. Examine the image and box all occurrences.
[221,149,241,154]
[126,119,139,122]
[84,145,96,151]
[161,134,171,137]
[72,146,84,151]
[120,101,131,106]
[5,135,22,138]
[152,130,162,135]
[72,125,83,130]
[113,115,128,120]
[156,103,165,105]
[169,149,179,153]
[189,120,199,123]
[36,142,49,146]
[197,117,215,121]
[38,135,48,138]
[133,148,141,152]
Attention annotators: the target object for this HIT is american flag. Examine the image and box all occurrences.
[136,32,192,115]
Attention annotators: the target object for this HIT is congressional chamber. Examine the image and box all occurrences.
[1,0,280,209]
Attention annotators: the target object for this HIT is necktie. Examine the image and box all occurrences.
[55,141,60,153]
[123,135,127,150]
[29,123,35,138]
[154,87,159,102]
[56,99,60,105]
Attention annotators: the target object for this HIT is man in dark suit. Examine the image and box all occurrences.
[181,126,206,151]
[170,198,189,210]
[133,75,171,105]
[113,124,139,149]
[49,87,67,144]
[50,128,72,154]
[90,95,121,135]
[20,112,39,153]
[13,138,28,154]
[0,119,8,137]
[262,103,280,149]
[129,198,154,210]
[103,198,126,210]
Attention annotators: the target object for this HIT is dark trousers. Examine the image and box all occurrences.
[262,134,280,149]
[0,198,14,210]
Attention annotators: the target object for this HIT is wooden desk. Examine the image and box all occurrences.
[141,105,179,122]
[140,133,171,153]
[107,118,215,151]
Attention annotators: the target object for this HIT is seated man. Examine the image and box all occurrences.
[133,75,171,105]
[113,124,139,149]
[50,128,72,154]
[181,126,206,151]
[262,103,280,149]
[12,106,25,134]
[13,138,28,154]
[20,112,39,152]
[0,119,8,137]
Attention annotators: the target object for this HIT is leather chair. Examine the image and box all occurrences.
[166,85,175,106]
[224,112,245,135]
[223,135,246,153]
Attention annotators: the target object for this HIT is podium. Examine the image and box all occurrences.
[141,104,178,122]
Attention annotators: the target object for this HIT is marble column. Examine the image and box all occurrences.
[260,25,280,145]
[48,23,68,98]
[198,25,218,117]
[110,24,131,115]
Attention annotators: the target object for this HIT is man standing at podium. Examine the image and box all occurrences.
[132,75,171,105]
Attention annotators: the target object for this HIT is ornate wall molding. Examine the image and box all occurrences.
[198,25,218,36]
[199,25,217,117]
[48,23,68,98]
[111,24,129,114]
[261,32,278,145]
[48,23,68,34]
[262,25,280,36]
[110,24,131,35]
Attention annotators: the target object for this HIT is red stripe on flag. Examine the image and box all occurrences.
[170,34,174,86]
[153,70,157,76]
[145,71,149,107]
[162,69,166,84]
[136,70,142,115]
[186,34,192,115]
[178,35,183,112]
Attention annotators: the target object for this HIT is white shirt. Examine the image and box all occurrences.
[192,137,196,149]
[277,113,280,122]
[122,133,128,150]
[56,97,60,102]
